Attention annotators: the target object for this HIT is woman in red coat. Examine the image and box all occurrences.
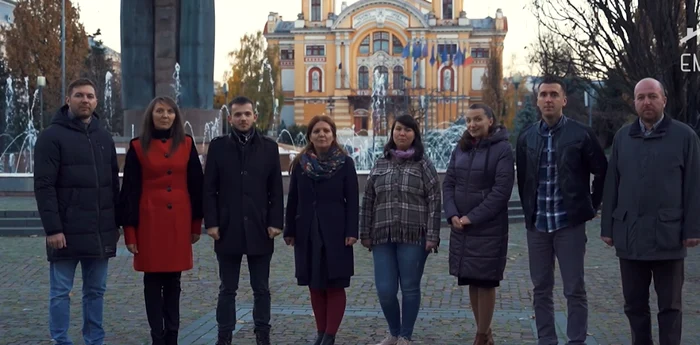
[118,96,204,345]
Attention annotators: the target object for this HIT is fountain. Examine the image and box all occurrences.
[0,76,40,173]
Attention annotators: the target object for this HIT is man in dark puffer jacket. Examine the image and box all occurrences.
[34,78,120,345]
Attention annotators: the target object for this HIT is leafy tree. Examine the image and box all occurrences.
[510,96,540,145]
[82,29,123,135]
[220,31,283,131]
[3,0,89,118]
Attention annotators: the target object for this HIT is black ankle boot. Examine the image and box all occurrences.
[320,334,335,345]
[216,332,232,345]
[255,330,271,345]
[312,331,325,345]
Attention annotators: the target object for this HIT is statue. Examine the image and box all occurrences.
[120,0,216,136]
[311,71,320,91]
[443,70,452,91]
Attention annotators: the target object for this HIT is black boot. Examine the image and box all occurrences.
[164,330,178,345]
[311,331,325,345]
[320,334,335,345]
[216,332,232,345]
[255,330,271,345]
[150,330,166,345]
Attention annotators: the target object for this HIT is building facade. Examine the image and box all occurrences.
[264,0,507,133]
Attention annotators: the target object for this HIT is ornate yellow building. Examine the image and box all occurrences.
[264,0,507,133]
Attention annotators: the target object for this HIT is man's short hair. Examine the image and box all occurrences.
[67,78,97,97]
[229,96,254,109]
[538,75,567,95]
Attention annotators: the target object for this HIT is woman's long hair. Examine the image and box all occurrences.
[383,114,425,161]
[139,96,186,155]
[288,115,346,173]
[458,103,497,152]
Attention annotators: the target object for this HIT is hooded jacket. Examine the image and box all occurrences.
[34,105,120,261]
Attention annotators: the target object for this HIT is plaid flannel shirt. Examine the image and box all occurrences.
[359,156,442,245]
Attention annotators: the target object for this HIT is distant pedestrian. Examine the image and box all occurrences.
[601,77,700,345]
[443,104,515,344]
[283,115,359,345]
[118,96,204,345]
[34,78,121,345]
[203,96,284,345]
[515,75,608,345]
[360,115,442,345]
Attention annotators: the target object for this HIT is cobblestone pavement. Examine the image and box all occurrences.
[2,219,700,345]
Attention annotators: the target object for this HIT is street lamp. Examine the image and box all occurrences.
[512,73,523,119]
[37,76,46,130]
[60,0,65,101]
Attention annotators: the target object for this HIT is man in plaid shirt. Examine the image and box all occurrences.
[515,75,608,345]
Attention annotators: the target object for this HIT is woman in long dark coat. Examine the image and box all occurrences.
[442,103,515,345]
[118,96,204,345]
[283,115,359,345]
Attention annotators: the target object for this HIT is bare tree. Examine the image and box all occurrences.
[530,0,700,124]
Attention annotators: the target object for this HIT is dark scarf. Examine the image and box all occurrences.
[300,146,346,180]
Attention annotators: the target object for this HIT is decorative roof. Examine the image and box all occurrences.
[273,21,295,33]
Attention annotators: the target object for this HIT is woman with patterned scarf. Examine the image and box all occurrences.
[360,114,442,345]
[283,115,359,345]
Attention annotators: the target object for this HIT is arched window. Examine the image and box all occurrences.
[359,35,370,55]
[373,32,390,53]
[358,66,369,89]
[311,0,321,21]
[443,0,453,19]
[308,67,323,92]
[440,67,455,91]
[374,66,389,90]
[393,66,404,89]
[392,35,404,55]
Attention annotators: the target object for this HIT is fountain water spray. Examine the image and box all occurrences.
[172,62,181,104]
[104,71,113,133]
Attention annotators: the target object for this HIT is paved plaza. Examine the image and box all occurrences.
[2,216,700,345]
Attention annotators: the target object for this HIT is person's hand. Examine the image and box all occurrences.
[191,234,200,244]
[46,233,66,249]
[126,244,138,254]
[361,239,372,249]
[451,216,463,230]
[684,238,700,247]
[207,227,220,240]
[268,227,282,239]
[426,240,438,252]
[459,216,471,226]
[284,237,295,246]
[345,237,357,246]
[601,236,613,246]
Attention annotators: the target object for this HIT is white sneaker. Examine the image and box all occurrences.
[397,337,412,345]
[376,335,398,345]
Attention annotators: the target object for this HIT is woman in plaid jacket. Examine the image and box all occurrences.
[360,114,442,345]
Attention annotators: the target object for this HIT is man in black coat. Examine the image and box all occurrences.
[601,77,700,345]
[34,78,120,345]
[516,75,608,345]
[204,96,284,345]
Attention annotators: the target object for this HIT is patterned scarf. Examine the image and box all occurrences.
[390,147,415,160]
[300,146,346,180]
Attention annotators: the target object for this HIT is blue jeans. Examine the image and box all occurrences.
[372,241,429,340]
[49,258,109,345]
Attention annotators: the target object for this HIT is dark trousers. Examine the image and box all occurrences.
[144,272,182,344]
[620,258,684,345]
[527,223,588,345]
[216,253,272,335]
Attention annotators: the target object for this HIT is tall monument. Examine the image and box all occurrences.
[120,0,217,138]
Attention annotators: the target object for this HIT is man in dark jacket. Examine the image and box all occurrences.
[204,96,284,345]
[516,75,608,345]
[34,78,120,345]
[601,77,700,345]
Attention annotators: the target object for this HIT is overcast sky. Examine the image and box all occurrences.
[74,0,537,82]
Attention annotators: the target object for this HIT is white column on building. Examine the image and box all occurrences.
[336,35,342,89]
[344,35,350,88]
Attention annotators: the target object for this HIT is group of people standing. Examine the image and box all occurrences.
[33,75,699,345]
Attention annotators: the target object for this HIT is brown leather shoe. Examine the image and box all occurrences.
[486,328,494,345]
[472,333,488,345]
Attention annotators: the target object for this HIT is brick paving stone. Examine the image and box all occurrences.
[2,219,700,344]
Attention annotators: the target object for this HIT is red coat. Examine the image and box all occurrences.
[119,133,204,272]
